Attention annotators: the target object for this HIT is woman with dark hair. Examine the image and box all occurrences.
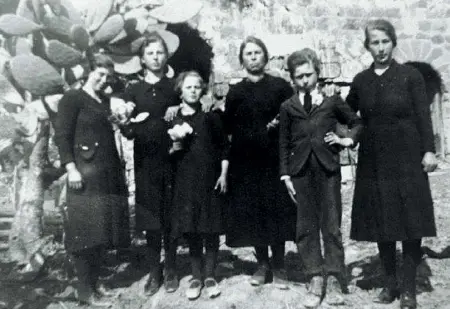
[168,70,228,300]
[223,36,296,289]
[55,54,130,307]
[347,19,438,309]
[120,31,181,296]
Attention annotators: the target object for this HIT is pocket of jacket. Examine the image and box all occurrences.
[76,142,99,162]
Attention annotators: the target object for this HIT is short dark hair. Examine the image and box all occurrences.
[286,48,321,78]
[174,70,208,97]
[364,19,397,49]
[238,36,269,65]
[139,32,169,58]
[91,53,114,71]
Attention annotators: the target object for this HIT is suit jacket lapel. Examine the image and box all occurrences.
[289,94,308,118]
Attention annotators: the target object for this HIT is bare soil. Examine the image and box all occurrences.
[1,168,450,309]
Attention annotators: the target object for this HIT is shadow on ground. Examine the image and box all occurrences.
[346,250,433,294]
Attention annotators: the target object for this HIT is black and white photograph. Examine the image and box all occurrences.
[0,0,450,308]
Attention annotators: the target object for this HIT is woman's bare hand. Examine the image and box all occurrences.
[67,167,83,190]
[422,152,438,173]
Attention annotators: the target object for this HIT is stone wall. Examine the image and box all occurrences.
[193,0,450,82]
[122,0,450,202]
[190,0,450,155]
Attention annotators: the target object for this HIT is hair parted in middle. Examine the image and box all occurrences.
[174,70,208,98]
[363,19,397,49]
[238,36,269,66]
[139,32,170,59]
[286,48,321,78]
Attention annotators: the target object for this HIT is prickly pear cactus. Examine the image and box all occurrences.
[0,0,208,270]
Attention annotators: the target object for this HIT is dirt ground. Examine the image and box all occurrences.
[1,167,450,309]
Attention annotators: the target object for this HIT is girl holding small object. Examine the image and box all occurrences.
[168,71,229,300]
[119,31,181,296]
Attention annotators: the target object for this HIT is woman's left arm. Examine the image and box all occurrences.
[409,68,438,172]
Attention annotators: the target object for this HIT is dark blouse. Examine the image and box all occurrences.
[346,60,435,154]
[120,78,179,153]
[223,74,294,167]
[55,89,116,166]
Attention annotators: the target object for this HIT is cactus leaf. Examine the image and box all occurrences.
[10,54,65,96]
[0,14,43,36]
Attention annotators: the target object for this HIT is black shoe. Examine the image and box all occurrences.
[400,291,417,309]
[144,270,162,296]
[164,272,179,293]
[373,287,400,304]
[272,269,289,290]
[250,264,270,286]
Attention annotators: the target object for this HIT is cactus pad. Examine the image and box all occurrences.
[42,14,73,37]
[46,40,84,68]
[93,14,125,44]
[0,74,24,106]
[70,24,90,51]
[148,0,203,24]
[0,14,42,36]
[84,0,114,33]
[10,54,65,96]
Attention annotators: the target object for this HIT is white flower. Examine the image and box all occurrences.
[168,122,194,141]
[311,89,324,106]
[110,97,135,123]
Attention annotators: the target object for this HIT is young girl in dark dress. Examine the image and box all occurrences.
[169,71,229,300]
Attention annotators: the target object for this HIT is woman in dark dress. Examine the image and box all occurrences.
[347,20,438,309]
[120,31,180,296]
[223,36,296,289]
[169,71,228,300]
[55,54,130,307]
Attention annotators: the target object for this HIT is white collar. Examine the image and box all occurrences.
[298,88,324,105]
[298,88,320,99]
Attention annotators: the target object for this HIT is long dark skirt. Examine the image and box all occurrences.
[225,164,296,247]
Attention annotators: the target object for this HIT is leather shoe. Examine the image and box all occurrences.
[250,264,270,286]
[204,277,221,298]
[400,291,417,309]
[186,279,203,300]
[164,272,179,293]
[323,275,344,306]
[144,270,162,296]
[373,287,400,304]
[303,276,324,308]
[272,269,289,290]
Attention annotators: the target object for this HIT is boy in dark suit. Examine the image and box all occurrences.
[279,48,362,307]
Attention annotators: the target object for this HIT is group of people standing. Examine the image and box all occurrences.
[54,18,438,309]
